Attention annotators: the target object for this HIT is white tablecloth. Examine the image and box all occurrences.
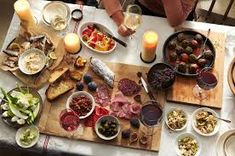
[1,1,235,156]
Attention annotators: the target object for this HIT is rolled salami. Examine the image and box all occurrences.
[90,57,115,87]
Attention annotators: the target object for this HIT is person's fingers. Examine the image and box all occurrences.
[118,24,135,37]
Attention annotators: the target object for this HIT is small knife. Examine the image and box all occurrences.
[93,24,127,47]
[137,72,156,101]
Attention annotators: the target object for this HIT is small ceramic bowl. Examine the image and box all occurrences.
[147,63,176,90]
[66,91,95,119]
[95,115,120,140]
[18,48,46,75]
[165,107,188,131]
[15,125,40,148]
[192,107,220,136]
[175,132,201,156]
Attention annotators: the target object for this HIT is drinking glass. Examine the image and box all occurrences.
[123,4,142,38]
[140,100,163,136]
[42,1,70,31]
[192,67,218,100]
[59,109,80,133]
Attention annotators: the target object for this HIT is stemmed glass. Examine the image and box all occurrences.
[59,109,80,137]
[123,4,142,38]
[192,67,218,100]
[140,100,163,136]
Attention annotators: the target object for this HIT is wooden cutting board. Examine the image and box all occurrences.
[167,30,225,109]
[38,61,165,152]
[0,25,66,89]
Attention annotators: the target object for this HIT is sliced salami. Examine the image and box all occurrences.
[93,84,111,107]
[118,78,141,96]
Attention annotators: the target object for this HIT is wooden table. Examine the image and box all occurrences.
[0,1,235,156]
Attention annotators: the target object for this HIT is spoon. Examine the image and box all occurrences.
[197,28,211,60]
[208,112,231,123]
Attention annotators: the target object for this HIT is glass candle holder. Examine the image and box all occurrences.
[140,31,158,63]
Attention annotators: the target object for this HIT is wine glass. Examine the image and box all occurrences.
[59,109,80,137]
[193,67,218,100]
[123,4,142,38]
[140,100,163,136]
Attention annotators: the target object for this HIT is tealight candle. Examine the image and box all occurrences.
[64,33,81,54]
[141,31,158,63]
[14,0,35,28]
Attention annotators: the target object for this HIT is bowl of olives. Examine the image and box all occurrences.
[95,115,120,140]
[163,30,216,76]
[147,63,176,90]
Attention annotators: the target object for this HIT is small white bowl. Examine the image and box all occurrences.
[192,107,220,136]
[15,125,40,148]
[165,107,188,131]
[95,115,120,140]
[175,132,201,156]
[18,48,46,75]
[78,22,117,54]
[66,91,95,119]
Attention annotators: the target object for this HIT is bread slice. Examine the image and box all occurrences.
[46,79,74,101]
[48,67,69,83]
[69,70,83,81]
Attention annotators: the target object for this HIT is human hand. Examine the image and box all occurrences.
[118,24,135,37]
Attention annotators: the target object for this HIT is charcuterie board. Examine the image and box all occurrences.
[167,29,225,109]
[0,26,66,89]
[38,61,165,152]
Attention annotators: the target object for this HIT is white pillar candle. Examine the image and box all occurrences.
[141,31,158,63]
[64,33,81,54]
[14,0,35,28]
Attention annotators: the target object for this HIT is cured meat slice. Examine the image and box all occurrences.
[94,85,111,107]
[118,78,141,96]
[84,106,109,127]
[110,92,142,120]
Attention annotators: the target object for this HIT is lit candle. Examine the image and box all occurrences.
[14,0,35,28]
[141,31,158,63]
[64,33,81,54]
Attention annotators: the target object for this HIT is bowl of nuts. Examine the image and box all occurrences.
[66,91,95,119]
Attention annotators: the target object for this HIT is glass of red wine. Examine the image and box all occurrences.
[193,67,218,100]
[140,100,163,136]
[59,109,80,133]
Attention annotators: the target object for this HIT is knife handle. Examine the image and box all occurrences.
[112,36,127,47]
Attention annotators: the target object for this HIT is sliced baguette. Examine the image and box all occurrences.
[48,67,69,83]
[46,79,74,101]
[69,70,83,81]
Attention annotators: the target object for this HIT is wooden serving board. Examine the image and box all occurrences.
[167,29,225,109]
[38,61,165,152]
[0,25,66,89]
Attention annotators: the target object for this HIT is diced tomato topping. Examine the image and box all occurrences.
[82,28,93,37]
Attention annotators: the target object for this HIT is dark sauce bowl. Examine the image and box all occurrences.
[147,63,176,90]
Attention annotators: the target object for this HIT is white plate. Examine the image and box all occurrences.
[18,48,47,75]
[175,132,201,156]
[78,22,117,54]
[66,91,95,119]
[15,125,40,148]
[95,115,120,140]
[192,107,220,136]
[216,129,235,156]
[165,107,188,131]
[224,133,235,156]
